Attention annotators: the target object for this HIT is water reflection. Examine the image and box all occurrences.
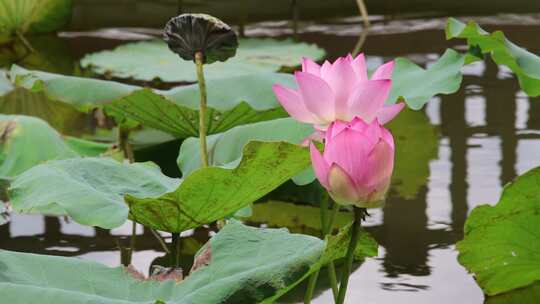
[1,17,540,304]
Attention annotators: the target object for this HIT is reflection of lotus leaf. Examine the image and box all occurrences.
[386,107,439,199]
[80,38,325,82]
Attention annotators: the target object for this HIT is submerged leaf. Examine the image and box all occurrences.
[457,167,540,296]
[446,17,540,96]
[163,13,238,64]
[80,38,325,82]
[0,221,377,304]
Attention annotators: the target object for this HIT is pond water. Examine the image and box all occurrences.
[1,7,540,304]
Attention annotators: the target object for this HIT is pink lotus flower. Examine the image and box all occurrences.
[273,54,404,129]
[310,117,395,207]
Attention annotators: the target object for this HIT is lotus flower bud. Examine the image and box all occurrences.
[310,117,395,208]
[273,54,404,130]
[163,13,238,64]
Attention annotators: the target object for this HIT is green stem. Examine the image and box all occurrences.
[171,233,181,267]
[15,30,35,53]
[304,195,339,303]
[326,201,340,300]
[304,270,320,303]
[129,221,136,255]
[117,126,134,163]
[336,207,363,304]
[194,52,209,168]
[149,228,170,254]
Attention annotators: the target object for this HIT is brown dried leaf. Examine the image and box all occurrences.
[190,244,212,274]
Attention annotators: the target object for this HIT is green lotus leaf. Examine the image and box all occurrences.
[0,114,110,178]
[79,38,325,82]
[389,48,465,109]
[446,17,540,97]
[9,141,309,231]
[128,141,310,232]
[177,117,314,181]
[0,0,72,42]
[10,65,294,137]
[486,283,540,304]
[9,157,181,226]
[457,167,540,296]
[0,220,377,304]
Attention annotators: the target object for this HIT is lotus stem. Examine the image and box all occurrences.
[304,194,339,303]
[336,207,363,304]
[194,52,209,168]
[291,0,299,40]
[355,0,370,28]
[150,228,170,254]
[15,31,35,53]
[129,221,137,255]
[171,232,182,267]
[117,126,134,163]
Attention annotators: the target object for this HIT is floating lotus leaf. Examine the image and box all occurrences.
[80,38,325,82]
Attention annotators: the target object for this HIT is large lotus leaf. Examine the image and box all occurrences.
[457,167,540,296]
[105,72,294,137]
[8,157,181,227]
[388,48,465,109]
[0,221,377,304]
[177,117,313,179]
[486,283,540,304]
[0,0,72,42]
[128,141,310,232]
[178,110,438,198]
[0,114,109,178]
[446,18,540,97]
[9,141,310,231]
[386,107,439,199]
[9,65,138,111]
[79,38,325,82]
[10,65,294,137]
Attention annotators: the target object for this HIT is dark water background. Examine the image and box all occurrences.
[1,1,540,303]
